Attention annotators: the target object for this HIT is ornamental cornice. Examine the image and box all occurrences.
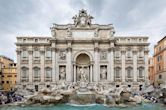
[108,47,115,52]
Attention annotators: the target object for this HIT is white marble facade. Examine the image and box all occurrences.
[16,9,149,91]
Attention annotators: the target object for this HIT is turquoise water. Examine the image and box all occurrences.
[0,103,166,110]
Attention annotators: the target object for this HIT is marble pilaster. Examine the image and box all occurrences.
[133,50,137,82]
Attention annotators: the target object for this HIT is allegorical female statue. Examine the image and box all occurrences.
[59,66,66,80]
[79,67,87,82]
[101,66,107,79]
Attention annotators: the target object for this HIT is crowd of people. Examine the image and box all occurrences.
[0,91,24,105]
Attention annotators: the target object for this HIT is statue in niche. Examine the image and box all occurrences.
[100,51,107,60]
[79,67,87,82]
[59,51,66,60]
[59,66,66,80]
[100,66,107,79]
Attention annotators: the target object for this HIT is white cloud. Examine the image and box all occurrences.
[0,0,166,61]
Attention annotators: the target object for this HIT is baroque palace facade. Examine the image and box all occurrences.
[16,9,149,91]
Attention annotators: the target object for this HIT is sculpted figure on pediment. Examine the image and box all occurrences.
[72,9,93,27]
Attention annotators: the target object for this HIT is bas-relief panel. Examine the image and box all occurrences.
[72,30,94,39]
[99,44,109,49]
[98,30,109,39]
[72,44,94,50]
[56,30,67,38]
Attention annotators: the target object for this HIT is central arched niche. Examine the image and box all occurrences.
[75,53,91,82]
[76,53,90,65]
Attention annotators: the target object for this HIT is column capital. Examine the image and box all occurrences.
[94,47,99,52]
[67,47,72,52]
[40,50,45,54]
[108,47,115,52]
[132,50,138,54]
[28,50,33,54]
[121,50,126,54]
[51,47,58,52]
[144,50,149,55]
[16,50,21,54]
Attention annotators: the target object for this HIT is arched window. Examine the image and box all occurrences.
[138,67,144,78]
[126,67,133,78]
[21,67,29,82]
[115,67,121,78]
[45,67,52,78]
[33,67,40,79]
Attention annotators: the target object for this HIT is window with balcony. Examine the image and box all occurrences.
[157,55,162,62]
[33,67,40,81]
[115,67,121,78]
[21,67,29,81]
[45,67,52,81]
[138,67,144,78]
[126,67,133,78]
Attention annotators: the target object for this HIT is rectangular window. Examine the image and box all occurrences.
[34,51,40,58]
[46,50,52,59]
[159,75,162,79]
[22,51,28,58]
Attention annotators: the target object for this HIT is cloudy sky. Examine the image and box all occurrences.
[0,0,166,62]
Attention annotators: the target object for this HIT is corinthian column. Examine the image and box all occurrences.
[16,50,21,83]
[144,50,149,84]
[121,50,126,83]
[40,49,45,82]
[94,48,99,82]
[133,50,138,82]
[52,48,56,82]
[110,48,114,82]
[28,48,33,83]
[66,47,72,82]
